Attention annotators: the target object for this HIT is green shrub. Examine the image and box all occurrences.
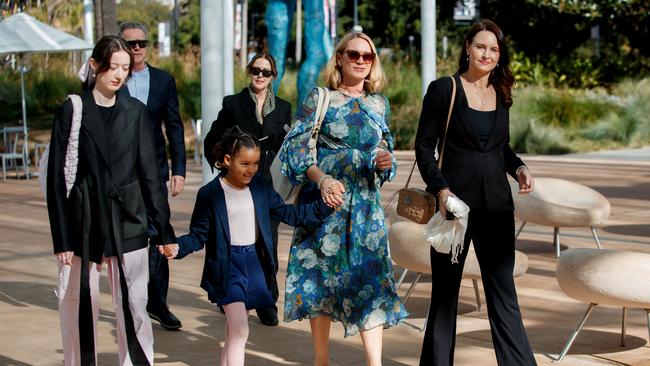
[572,78,650,148]
[510,52,551,86]
[31,71,81,116]
[382,60,421,149]
[511,77,650,152]
[3,53,648,155]
[510,118,570,155]
[157,55,201,121]
[0,66,80,129]
[0,72,22,125]
[511,85,622,129]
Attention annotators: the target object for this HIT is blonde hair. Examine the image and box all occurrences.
[321,32,386,93]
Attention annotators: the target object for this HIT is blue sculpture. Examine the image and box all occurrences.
[266,0,332,104]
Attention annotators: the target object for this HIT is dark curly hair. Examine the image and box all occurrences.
[210,126,260,173]
[458,19,515,107]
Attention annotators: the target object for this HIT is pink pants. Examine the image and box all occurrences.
[55,247,153,365]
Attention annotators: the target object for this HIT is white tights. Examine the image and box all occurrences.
[221,302,249,366]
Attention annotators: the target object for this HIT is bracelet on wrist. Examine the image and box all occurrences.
[317,174,333,190]
[436,187,449,198]
[516,165,527,175]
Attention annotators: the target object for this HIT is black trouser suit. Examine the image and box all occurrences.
[419,204,536,366]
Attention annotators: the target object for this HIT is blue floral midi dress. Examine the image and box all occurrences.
[278,88,408,337]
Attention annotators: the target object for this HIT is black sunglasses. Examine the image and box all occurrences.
[250,67,273,78]
[341,50,375,64]
[125,40,149,49]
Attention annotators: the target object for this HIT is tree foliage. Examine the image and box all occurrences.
[480,0,649,84]
[177,0,200,48]
[116,0,172,42]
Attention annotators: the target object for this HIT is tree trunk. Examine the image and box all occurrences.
[94,0,117,39]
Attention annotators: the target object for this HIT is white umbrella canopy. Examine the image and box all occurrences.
[0,12,92,178]
[0,12,93,54]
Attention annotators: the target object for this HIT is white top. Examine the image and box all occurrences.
[220,178,258,245]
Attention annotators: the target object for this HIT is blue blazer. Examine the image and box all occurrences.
[176,176,332,302]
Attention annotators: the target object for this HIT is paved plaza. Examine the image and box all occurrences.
[1,150,649,365]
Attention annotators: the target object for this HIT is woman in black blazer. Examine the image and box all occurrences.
[203,52,292,326]
[204,52,291,181]
[46,36,175,365]
[415,20,537,366]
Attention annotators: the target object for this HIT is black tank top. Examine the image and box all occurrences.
[469,108,496,148]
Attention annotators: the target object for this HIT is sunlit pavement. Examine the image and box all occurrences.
[1,149,649,365]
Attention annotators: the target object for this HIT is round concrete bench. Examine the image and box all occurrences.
[508,177,611,256]
[388,218,529,314]
[555,248,650,361]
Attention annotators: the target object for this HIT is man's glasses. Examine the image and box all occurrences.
[341,50,375,64]
[126,40,149,49]
[250,67,273,78]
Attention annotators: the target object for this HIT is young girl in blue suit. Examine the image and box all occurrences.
[160,128,334,365]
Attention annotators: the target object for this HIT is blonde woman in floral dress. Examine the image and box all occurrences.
[277,32,408,366]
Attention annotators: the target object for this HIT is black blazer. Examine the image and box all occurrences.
[415,73,525,212]
[176,176,331,302]
[46,90,176,263]
[203,88,292,177]
[122,64,186,182]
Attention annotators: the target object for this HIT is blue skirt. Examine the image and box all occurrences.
[218,244,275,310]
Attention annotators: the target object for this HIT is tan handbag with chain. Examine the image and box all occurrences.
[389,76,457,224]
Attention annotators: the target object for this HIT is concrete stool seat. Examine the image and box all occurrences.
[388,217,529,330]
[555,248,650,362]
[509,177,611,256]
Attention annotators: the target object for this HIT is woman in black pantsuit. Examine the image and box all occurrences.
[415,19,537,366]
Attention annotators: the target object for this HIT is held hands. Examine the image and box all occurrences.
[374,150,393,171]
[170,175,185,197]
[516,166,534,194]
[158,244,180,259]
[55,251,74,265]
[320,178,345,209]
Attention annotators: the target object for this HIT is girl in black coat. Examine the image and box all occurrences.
[46,36,175,366]
[415,20,537,366]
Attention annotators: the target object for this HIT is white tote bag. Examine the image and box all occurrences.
[271,87,330,204]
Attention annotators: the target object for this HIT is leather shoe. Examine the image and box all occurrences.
[148,307,182,330]
[255,305,279,326]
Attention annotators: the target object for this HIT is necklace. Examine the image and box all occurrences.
[470,81,490,105]
[339,85,364,98]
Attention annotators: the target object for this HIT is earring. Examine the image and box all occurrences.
[466,53,469,62]
[92,73,96,78]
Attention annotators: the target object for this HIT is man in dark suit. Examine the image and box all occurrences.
[119,22,186,331]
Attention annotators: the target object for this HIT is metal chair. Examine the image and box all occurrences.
[0,127,29,181]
